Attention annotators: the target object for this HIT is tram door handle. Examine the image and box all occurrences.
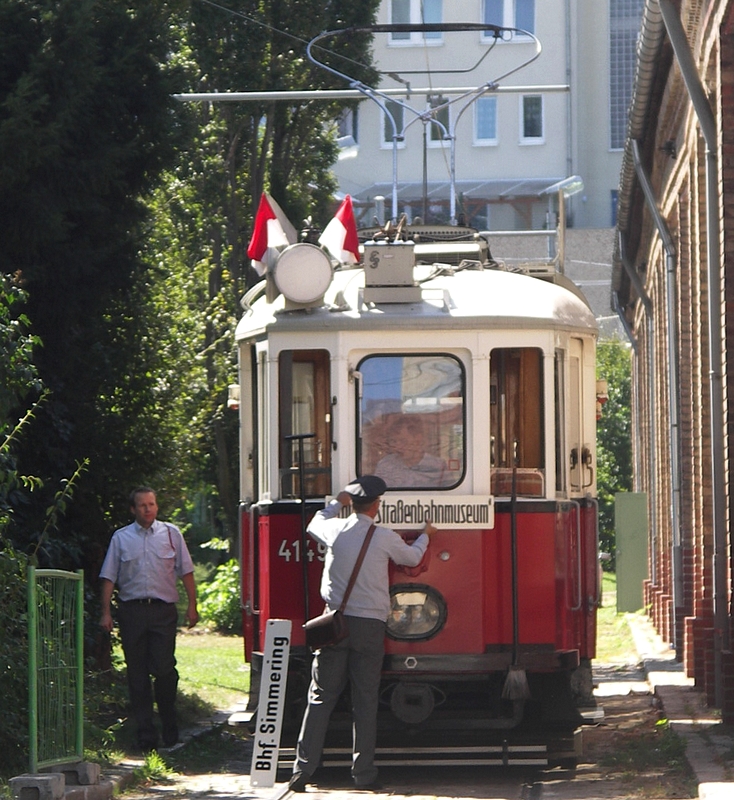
[581,447,594,488]
[570,447,580,489]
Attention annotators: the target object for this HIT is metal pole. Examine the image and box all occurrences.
[173,85,570,103]
[28,566,38,773]
[75,569,84,758]
[285,433,316,622]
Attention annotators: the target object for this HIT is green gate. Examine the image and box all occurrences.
[27,567,84,773]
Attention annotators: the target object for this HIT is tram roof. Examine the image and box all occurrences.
[235,264,597,342]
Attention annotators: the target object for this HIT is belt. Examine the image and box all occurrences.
[123,598,168,604]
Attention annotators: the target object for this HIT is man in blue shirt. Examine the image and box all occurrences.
[99,487,198,751]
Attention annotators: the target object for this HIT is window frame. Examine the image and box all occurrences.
[355,352,467,491]
[278,349,332,499]
[519,94,544,144]
[474,95,498,145]
[482,0,535,40]
[427,97,451,147]
[337,106,359,147]
[489,346,546,498]
[381,100,407,148]
[389,0,443,46]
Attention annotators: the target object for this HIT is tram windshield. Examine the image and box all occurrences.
[358,354,465,490]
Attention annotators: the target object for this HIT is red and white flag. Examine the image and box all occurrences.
[319,195,360,265]
[247,193,296,276]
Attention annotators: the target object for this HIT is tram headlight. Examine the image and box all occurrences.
[386,584,447,641]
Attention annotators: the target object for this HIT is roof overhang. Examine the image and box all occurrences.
[349,178,564,206]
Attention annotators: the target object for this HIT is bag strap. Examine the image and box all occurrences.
[338,524,376,613]
[165,523,176,552]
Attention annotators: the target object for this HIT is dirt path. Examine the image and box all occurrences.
[118,667,697,800]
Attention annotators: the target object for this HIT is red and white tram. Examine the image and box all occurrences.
[235,23,600,766]
[236,221,599,756]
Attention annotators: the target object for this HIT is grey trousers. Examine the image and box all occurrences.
[293,615,386,786]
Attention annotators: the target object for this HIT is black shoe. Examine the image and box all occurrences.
[288,773,308,792]
[355,780,383,791]
[161,727,179,748]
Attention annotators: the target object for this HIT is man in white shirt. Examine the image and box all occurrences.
[290,475,435,791]
[99,487,198,751]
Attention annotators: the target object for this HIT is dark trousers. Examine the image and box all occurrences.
[294,616,385,786]
[117,601,179,745]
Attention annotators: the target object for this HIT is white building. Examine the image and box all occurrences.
[331,0,643,234]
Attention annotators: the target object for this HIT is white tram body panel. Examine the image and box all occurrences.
[236,263,597,507]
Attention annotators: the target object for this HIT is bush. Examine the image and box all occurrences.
[198,560,241,634]
[0,545,29,778]
[597,338,633,570]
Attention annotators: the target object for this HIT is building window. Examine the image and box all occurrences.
[428,97,450,145]
[520,95,543,142]
[337,106,358,146]
[474,96,498,144]
[358,353,465,490]
[390,0,442,44]
[483,0,535,35]
[609,0,644,150]
[382,100,406,147]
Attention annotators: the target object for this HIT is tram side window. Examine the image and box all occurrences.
[490,348,545,497]
[358,354,464,490]
[278,350,332,498]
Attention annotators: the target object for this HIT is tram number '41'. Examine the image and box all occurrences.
[278,539,327,563]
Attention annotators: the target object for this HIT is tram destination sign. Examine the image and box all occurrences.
[377,495,494,530]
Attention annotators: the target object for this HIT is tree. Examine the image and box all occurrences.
[596,337,633,569]
[0,0,185,556]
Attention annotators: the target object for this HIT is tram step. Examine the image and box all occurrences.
[277,744,549,768]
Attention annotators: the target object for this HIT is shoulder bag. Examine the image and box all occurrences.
[302,524,376,650]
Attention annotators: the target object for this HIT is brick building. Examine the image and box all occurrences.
[613,0,734,719]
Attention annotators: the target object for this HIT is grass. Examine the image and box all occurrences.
[596,572,638,664]
[84,627,251,763]
[601,718,690,773]
[175,628,250,712]
[109,627,250,716]
[598,717,698,797]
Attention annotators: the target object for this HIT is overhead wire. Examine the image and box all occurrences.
[197,0,377,76]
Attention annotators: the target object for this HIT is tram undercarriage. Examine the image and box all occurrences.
[244,649,597,768]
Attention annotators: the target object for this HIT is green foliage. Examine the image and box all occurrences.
[601,717,690,772]
[0,545,29,777]
[198,559,241,633]
[0,384,89,780]
[596,338,633,570]
[132,750,174,784]
[0,276,42,423]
